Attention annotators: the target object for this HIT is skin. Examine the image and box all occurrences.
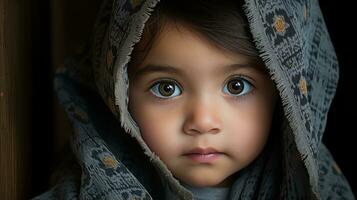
[128,21,278,188]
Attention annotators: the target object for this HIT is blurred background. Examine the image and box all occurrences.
[0,0,356,199]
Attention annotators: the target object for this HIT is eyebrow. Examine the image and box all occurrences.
[133,62,266,78]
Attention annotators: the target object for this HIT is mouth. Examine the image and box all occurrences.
[184,147,221,155]
[183,147,224,163]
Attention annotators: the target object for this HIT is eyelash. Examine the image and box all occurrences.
[224,75,256,101]
[148,75,255,102]
[147,78,181,102]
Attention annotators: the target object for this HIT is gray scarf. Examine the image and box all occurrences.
[33,0,355,199]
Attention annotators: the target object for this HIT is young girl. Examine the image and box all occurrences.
[33,0,354,199]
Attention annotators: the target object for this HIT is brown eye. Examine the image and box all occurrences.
[224,77,253,96]
[150,80,182,98]
[159,82,175,96]
[227,79,244,94]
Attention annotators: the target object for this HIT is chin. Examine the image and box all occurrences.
[182,176,225,188]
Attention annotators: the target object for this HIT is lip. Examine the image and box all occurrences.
[183,147,223,163]
[184,147,221,155]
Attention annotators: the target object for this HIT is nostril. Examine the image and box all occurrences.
[183,101,222,135]
[183,122,221,136]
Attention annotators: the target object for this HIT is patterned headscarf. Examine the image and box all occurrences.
[33,0,355,199]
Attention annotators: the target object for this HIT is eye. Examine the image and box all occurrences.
[150,80,182,99]
[223,77,253,97]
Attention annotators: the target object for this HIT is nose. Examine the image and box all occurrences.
[183,97,222,136]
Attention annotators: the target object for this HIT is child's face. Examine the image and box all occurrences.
[128,22,278,187]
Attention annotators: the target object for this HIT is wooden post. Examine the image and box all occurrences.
[0,0,32,199]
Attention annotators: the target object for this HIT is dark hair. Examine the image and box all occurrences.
[130,0,265,70]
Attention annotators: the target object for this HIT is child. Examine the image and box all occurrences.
[33,0,355,199]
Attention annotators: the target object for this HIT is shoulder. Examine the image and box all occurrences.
[31,173,80,200]
[317,143,355,200]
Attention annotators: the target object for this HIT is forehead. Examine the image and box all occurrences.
[132,21,268,76]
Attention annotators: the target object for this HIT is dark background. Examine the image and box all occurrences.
[319,0,357,196]
[29,0,356,198]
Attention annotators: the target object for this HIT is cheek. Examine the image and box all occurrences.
[227,98,275,163]
[129,96,181,155]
